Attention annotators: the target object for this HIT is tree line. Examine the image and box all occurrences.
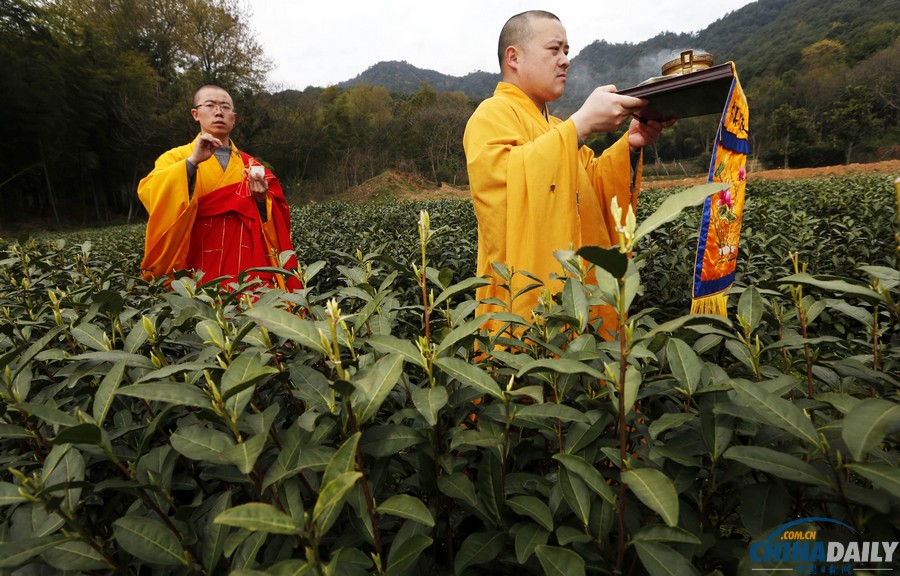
[1,0,897,228]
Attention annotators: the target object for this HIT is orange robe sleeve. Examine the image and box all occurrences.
[463,82,639,334]
[137,141,200,280]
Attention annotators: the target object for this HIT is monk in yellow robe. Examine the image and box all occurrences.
[464,10,672,336]
[139,85,301,291]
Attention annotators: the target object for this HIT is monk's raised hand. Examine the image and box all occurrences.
[188,133,222,165]
[248,165,269,203]
[571,86,649,140]
[628,117,675,150]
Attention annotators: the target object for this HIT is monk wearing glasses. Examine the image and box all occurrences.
[138,85,301,291]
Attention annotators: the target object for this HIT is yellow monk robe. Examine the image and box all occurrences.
[464,82,641,336]
[138,135,301,290]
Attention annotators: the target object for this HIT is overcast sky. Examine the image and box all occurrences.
[249,1,758,90]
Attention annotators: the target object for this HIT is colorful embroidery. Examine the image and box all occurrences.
[691,64,749,316]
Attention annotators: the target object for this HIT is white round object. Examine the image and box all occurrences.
[250,166,265,180]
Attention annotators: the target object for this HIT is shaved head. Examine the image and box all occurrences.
[498,10,560,70]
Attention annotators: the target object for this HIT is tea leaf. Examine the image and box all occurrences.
[113,516,187,566]
[224,433,268,474]
[435,315,488,355]
[289,364,334,411]
[214,503,298,534]
[377,494,435,527]
[512,523,549,564]
[134,362,222,384]
[634,541,700,576]
[730,379,819,446]
[605,364,641,415]
[385,534,432,576]
[323,432,361,486]
[326,547,371,574]
[553,453,615,506]
[632,525,702,545]
[513,403,592,427]
[266,559,312,576]
[516,358,605,380]
[477,452,505,523]
[622,468,679,527]
[846,463,900,498]
[666,338,701,396]
[0,535,71,569]
[507,495,553,531]
[699,393,734,461]
[222,351,278,400]
[842,398,900,461]
[411,385,448,426]
[736,285,765,332]
[243,305,328,354]
[42,539,108,572]
[351,353,404,424]
[93,359,126,425]
[433,276,491,307]
[576,245,628,279]
[778,272,886,304]
[170,425,234,464]
[556,525,593,545]
[52,423,103,446]
[740,483,791,539]
[634,182,724,241]
[0,423,31,439]
[437,472,478,507]
[361,424,424,457]
[559,467,591,527]
[454,531,505,576]
[198,491,232,573]
[117,383,211,409]
[0,482,27,506]
[70,350,155,367]
[723,446,831,487]
[367,334,425,368]
[649,413,695,440]
[72,323,109,351]
[16,402,80,427]
[312,471,363,534]
[534,544,587,576]
[434,357,502,399]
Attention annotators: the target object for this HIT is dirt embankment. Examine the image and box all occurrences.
[641,159,900,189]
[339,160,899,202]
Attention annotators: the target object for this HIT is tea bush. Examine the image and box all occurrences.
[0,174,896,575]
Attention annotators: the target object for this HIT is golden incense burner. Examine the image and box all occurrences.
[661,50,715,76]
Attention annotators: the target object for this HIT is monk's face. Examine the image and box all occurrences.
[191,87,236,140]
[515,17,570,109]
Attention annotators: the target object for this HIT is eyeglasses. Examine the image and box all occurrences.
[194,101,234,112]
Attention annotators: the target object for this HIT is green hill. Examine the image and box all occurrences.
[343,0,899,117]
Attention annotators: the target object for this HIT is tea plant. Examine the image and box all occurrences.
[0,174,896,575]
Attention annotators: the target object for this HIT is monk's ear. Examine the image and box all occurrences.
[191,108,200,122]
[504,45,520,72]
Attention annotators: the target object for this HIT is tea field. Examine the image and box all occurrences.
[0,173,896,575]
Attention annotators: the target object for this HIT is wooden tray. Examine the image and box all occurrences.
[617,62,735,121]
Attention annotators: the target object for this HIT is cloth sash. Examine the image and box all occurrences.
[691,63,749,316]
[193,151,301,291]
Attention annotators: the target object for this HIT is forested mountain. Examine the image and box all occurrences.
[344,0,898,116]
[342,62,498,101]
[0,0,897,227]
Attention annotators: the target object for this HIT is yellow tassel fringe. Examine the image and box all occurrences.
[690,293,729,317]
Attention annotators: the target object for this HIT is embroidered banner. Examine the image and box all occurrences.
[691,64,749,316]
